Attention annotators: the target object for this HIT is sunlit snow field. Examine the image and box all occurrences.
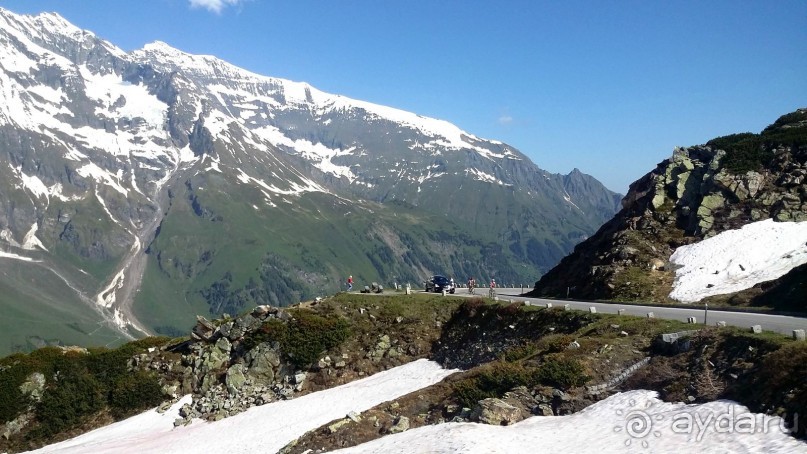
[25,359,807,454]
[669,219,807,303]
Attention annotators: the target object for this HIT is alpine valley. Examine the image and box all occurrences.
[0,8,621,355]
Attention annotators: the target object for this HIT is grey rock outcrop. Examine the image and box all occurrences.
[19,372,46,401]
[130,305,320,425]
[532,109,807,303]
[388,415,410,434]
[470,398,525,425]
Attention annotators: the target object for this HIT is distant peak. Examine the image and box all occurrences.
[33,10,85,35]
[142,40,181,53]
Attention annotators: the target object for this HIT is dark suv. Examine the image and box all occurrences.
[425,275,455,293]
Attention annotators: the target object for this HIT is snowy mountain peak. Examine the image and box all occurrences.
[130,39,493,159]
[0,5,621,354]
[0,8,125,58]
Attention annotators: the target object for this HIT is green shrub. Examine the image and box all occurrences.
[762,110,807,133]
[33,369,104,436]
[454,362,538,408]
[108,370,165,418]
[0,357,34,423]
[537,334,575,354]
[536,356,588,390]
[243,311,352,368]
[502,343,538,362]
[242,318,286,351]
[378,301,406,322]
[85,348,132,385]
[283,310,352,368]
[0,348,69,423]
[706,110,807,174]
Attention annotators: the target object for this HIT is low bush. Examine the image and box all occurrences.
[536,334,575,354]
[0,356,36,423]
[242,318,286,351]
[454,361,539,408]
[284,310,352,368]
[108,370,165,418]
[502,343,538,362]
[244,311,352,368]
[0,339,170,439]
[536,356,588,390]
[33,369,104,437]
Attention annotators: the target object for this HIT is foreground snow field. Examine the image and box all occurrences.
[669,219,807,303]
[335,390,807,454]
[25,359,458,454]
[23,360,807,454]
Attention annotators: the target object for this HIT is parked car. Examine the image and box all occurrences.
[425,275,455,293]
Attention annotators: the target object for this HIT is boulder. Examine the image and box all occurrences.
[246,343,280,385]
[328,418,351,434]
[204,337,232,371]
[225,364,247,395]
[2,413,32,440]
[235,314,261,334]
[471,398,523,425]
[192,315,217,342]
[252,305,277,318]
[389,415,410,434]
[19,372,46,401]
[369,334,392,361]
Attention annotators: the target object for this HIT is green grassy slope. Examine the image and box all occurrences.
[134,171,540,336]
[0,261,123,357]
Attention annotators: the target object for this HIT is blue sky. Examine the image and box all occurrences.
[2,0,806,193]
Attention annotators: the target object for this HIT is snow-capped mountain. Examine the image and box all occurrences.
[0,8,620,353]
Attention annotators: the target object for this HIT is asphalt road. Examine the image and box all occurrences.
[443,287,807,337]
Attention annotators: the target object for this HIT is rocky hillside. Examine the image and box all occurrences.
[0,7,620,355]
[2,294,805,452]
[530,109,807,309]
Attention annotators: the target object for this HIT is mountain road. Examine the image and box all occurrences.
[442,287,807,336]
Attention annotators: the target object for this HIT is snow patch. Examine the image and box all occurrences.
[669,219,807,303]
[252,125,357,182]
[235,169,326,198]
[464,168,511,186]
[95,269,125,309]
[76,163,128,196]
[335,390,805,453]
[0,250,39,262]
[79,66,167,127]
[21,222,48,251]
[18,169,49,199]
[27,360,458,454]
[563,190,582,212]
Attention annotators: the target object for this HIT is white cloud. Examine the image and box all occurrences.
[498,115,513,125]
[188,0,244,14]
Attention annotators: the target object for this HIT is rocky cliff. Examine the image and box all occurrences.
[530,109,807,308]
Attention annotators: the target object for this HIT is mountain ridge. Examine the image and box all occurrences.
[0,7,620,354]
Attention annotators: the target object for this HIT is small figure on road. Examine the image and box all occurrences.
[347,275,353,291]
